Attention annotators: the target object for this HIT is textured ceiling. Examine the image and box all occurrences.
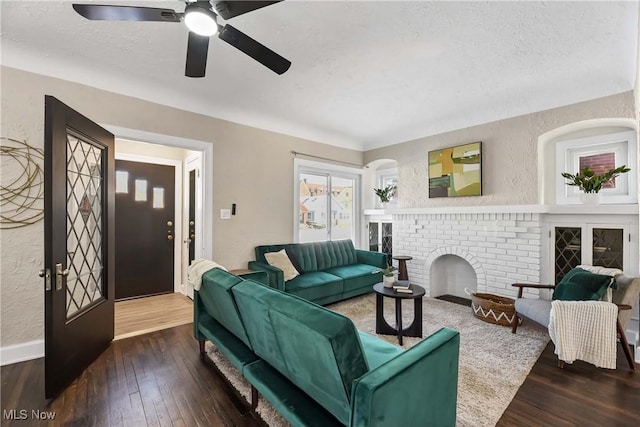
[1,1,638,151]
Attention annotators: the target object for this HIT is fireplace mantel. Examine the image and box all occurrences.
[365,204,638,216]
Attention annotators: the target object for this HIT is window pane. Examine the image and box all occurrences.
[152,187,164,209]
[115,171,128,193]
[299,173,328,242]
[579,152,616,189]
[331,176,354,241]
[135,179,147,202]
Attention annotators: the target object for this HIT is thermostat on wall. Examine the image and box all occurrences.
[220,209,231,220]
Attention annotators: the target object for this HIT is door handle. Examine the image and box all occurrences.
[55,263,69,291]
[40,268,52,291]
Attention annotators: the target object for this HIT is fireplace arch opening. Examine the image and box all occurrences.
[429,254,477,299]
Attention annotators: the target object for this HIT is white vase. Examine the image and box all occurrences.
[579,192,601,205]
[383,275,395,288]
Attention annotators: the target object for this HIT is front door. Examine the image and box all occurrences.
[115,160,175,300]
[43,96,115,400]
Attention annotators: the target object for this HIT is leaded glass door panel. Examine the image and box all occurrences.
[591,227,624,270]
[554,226,582,284]
[44,96,115,400]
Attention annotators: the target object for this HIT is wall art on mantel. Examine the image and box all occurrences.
[428,142,482,198]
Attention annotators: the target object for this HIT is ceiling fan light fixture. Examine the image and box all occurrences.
[184,4,217,37]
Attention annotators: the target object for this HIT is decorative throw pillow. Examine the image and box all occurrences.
[285,247,304,273]
[264,250,300,281]
[552,267,614,301]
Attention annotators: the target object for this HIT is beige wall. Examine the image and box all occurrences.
[0,66,362,347]
[364,92,635,207]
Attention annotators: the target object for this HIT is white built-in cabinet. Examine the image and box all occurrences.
[550,221,633,284]
[547,213,639,359]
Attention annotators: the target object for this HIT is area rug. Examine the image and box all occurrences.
[205,293,549,426]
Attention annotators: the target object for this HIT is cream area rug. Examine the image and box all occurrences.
[205,293,549,426]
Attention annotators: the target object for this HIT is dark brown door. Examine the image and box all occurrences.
[44,96,115,400]
[115,160,175,299]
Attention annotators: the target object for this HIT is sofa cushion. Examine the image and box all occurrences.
[552,267,614,301]
[232,280,369,426]
[285,271,343,301]
[255,243,319,272]
[314,240,358,271]
[357,331,403,370]
[264,249,300,281]
[514,298,552,327]
[324,263,381,293]
[287,243,318,272]
[244,360,344,427]
[199,268,252,348]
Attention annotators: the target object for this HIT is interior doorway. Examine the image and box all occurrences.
[114,293,192,340]
[110,131,211,337]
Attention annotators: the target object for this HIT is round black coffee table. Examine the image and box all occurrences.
[373,282,426,345]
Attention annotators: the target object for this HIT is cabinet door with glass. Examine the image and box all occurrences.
[552,223,631,284]
[369,221,392,263]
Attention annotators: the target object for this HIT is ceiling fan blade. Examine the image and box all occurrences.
[213,1,282,20]
[218,25,291,75]
[72,4,180,22]
[185,32,210,78]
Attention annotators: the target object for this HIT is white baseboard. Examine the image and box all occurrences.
[0,340,44,366]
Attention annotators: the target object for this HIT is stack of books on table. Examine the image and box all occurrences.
[393,280,413,294]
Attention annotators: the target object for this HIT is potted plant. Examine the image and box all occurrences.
[373,184,396,208]
[561,165,630,204]
[374,265,397,288]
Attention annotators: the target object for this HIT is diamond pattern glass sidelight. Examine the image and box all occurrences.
[381,222,393,261]
[554,227,581,284]
[592,228,624,270]
[66,131,104,318]
[369,222,379,252]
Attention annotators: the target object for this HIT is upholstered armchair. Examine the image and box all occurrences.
[511,265,639,370]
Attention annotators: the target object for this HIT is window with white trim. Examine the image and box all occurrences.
[377,168,398,205]
[295,160,361,243]
[555,130,637,205]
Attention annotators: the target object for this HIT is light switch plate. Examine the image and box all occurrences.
[220,209,231,219]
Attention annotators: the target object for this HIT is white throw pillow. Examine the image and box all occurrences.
[264,250,300,281]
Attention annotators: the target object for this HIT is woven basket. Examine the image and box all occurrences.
[469,292,516,327]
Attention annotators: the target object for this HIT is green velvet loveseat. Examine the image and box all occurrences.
[248,239,388,305]
[194,268,460,427]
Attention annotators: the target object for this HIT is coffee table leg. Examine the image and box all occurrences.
[396,298,403,345]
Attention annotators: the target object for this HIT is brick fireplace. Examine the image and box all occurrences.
[393,211,543,298]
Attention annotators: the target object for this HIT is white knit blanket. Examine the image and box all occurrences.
[548,300,618,369]
[187,259,227,291]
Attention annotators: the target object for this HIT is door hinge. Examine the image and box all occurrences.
[39,268,52,291]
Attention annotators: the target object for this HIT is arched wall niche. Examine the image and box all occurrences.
[364,158,398,209]
[537,118,638,205]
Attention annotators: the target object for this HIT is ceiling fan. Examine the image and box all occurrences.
[72,0,291,77]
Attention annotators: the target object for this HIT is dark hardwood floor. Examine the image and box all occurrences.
[498,341,640,427]
[1,324,261,427]
[2,323,638,426]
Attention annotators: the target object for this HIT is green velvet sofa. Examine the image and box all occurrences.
[194,268,460,427]
[248,239,388,305]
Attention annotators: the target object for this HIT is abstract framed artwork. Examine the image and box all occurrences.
[428,142,482,198]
